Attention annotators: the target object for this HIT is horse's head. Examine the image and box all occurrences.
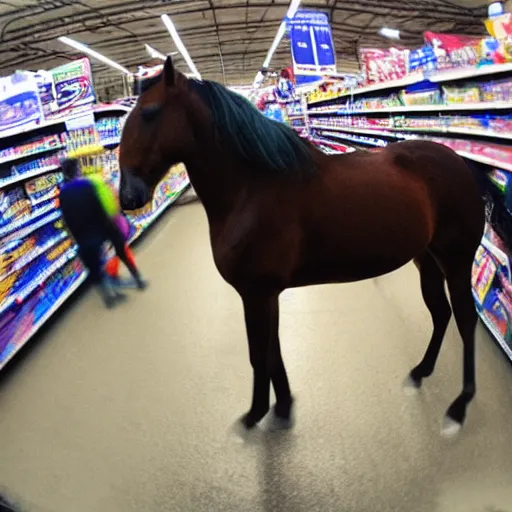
[119,57,195,211]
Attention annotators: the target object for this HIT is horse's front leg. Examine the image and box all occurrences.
[241,293,293,428]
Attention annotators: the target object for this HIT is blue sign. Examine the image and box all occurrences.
[287,11,336,84]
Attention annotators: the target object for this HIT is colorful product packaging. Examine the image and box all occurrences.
[442,85,481,104]
[472,245,498,305]
[0,188,31,229]
[359,47,410,85]
[483,288,510,341]
[423,31,481,70]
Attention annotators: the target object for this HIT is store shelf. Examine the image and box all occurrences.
[0,105,130,141]
[308,63,512,106]
[308,101,512,116]
[0,164,60,189]
[0,271,87,371]
[2,210,61,246]
[311,122,512,141]
[0,246,78,315]
[0,203,59,238]
[0,144,64,166]
[308,75,423,104]
[129,179,190,242]
[456,150,512,173]
[315,129,388,148]
[101,137,121,146]
[478,309,512,363]
[0,232,68,282]
[311,124,403,139]
[430,62,512,83]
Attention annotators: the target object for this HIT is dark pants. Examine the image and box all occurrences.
[77,220,132,284]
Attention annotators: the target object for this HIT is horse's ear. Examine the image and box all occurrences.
[163,56,175,88]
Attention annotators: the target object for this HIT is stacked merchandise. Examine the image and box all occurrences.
[302,13,512,361]
[0,61,190,370]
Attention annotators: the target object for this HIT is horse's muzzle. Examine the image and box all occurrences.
[119,170,151,211]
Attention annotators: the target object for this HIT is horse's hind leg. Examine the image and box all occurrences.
[407,251,452,389]
[443,262,478,434]
[241,293,293,429]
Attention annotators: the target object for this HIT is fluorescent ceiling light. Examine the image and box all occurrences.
[161,14,201,79]
[286,0,301,19]
[378,27,400,40]
[145,44,178,61]
[58,36,131,75]
[253,0,301,88]
[145,44,166,61]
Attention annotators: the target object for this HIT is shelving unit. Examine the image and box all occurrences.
[303,60,512,363]
[0,103,190,371]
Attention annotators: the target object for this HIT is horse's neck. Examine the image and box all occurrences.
[183,148,246,219]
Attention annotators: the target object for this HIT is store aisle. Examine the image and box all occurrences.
[1,203,512,512]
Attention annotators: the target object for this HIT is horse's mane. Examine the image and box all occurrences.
[189,79,316,177]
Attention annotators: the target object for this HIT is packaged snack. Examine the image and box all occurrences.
[409,44,437,73]
[424,31,481,70]
[483,289,510,340]
[480,78,512,102]
[400,88,442,106]
[472,246,497,305]
[359,48,409,85]
[442,85,481,104]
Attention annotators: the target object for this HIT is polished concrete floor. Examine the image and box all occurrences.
[1,202,512,512]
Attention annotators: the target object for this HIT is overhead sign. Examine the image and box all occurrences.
[49,58,95,118]
[287,11,336,83]
[0,72,44,136]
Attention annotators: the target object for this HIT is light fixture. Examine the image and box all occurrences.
[144,44,178,61]
[58,36,131,75]
[145,44,166,61]
[378,27,400,40]
[252,0,302,88]
[161,14,201,79]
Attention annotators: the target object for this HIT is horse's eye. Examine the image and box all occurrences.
[141,104,161,122]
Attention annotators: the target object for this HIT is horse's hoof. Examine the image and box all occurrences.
[274,397,294,420]
[240,407,268,429]
[241,413,258,429]
[441,415,462,438]
[403,374,421,396]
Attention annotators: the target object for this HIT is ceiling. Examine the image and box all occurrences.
[0,0,490,91]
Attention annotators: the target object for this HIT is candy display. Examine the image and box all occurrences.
[359,47,410,85]
[423,32,481,70]
[0,98,190,370]
[300,21,512,360]
[0,259,86,366]
[0,187,31,229]
[25,172,63,205]
[0,134,62,165]
[96,117,122,144]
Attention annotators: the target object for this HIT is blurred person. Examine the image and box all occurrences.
[59,158,147,308]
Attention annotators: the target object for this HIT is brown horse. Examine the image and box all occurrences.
[119,57,485,434]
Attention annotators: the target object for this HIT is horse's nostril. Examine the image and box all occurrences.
[119,169,150,211]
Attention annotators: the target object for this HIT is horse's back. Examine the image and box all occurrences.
[288,141,484,284]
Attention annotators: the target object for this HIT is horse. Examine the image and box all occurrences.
[118,57,486,434]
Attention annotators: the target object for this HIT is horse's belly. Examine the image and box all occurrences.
[290,254,414,286]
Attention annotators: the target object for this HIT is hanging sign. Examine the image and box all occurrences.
[287,11,336,84]
[49,58,95,118]
[0,72,44,136]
